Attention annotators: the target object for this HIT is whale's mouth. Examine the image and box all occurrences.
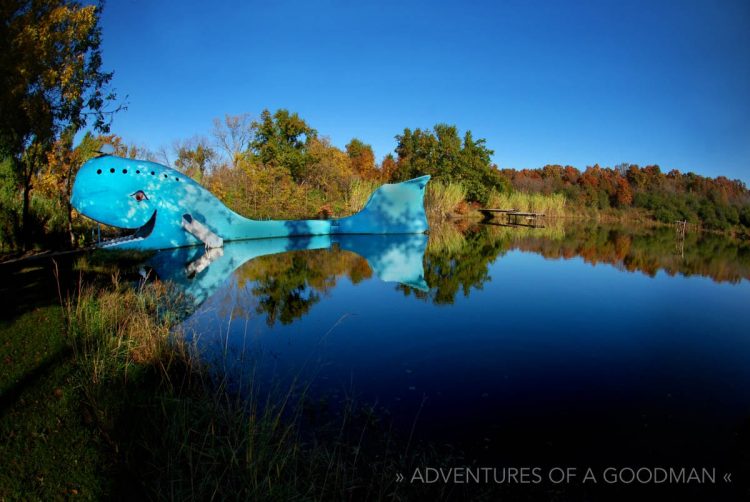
[101,210,157,247]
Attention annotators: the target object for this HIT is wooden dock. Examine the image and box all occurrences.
[478,208,545,226]
[484,221,546,229]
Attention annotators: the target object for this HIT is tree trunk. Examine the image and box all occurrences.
[66,201,75,248]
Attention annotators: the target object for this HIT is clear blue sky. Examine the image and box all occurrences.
[99,0,750,182]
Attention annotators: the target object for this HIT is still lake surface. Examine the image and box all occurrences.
[7,220,744,479]
[140,221,750,471]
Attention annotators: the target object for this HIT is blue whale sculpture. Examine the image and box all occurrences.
[71,155,430,250]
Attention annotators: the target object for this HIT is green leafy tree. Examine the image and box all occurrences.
[250,109,317,181]
[0,158,21,249]
[392,124,504,203]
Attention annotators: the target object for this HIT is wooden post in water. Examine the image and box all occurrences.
[675,220,687,258]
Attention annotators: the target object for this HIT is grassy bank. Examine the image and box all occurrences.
[0,305,110,499]
[2,274,483,500]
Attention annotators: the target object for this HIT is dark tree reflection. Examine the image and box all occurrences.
[203,221,750,325]
[229,247,371,326]
[398,220,750,305]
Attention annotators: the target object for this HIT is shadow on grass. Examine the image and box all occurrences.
[1,276,541,500]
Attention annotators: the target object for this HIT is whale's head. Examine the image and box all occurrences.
[72,155,204,249]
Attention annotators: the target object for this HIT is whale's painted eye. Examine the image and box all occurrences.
[131,190,148,202]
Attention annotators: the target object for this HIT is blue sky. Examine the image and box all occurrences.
[99,0,750,182]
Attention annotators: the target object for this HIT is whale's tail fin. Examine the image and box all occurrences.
[334,175,430,234]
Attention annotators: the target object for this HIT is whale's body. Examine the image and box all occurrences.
[71,155,430,250]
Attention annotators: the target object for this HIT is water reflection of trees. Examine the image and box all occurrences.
[398,222,507,304]
[402,221,750,305]
[206,221,749,326]
[230,247,372,325]
[501,221,750,284]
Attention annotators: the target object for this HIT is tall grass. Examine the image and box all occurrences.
[487,190,567,217]
[64,279,316,498]
[60,277,439,500]
[65,277,187,388]
[346,178,382,214]
[425,181,467,219]
[346,179,470,222]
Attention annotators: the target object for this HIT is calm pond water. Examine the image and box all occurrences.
[6,220,747,493]
[141,221,750,475]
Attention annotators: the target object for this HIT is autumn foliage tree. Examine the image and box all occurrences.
[380,153,397,181]
[40,131,100,245]
[173,137,218,181]
[501,163,750,230]
[345,139,377,179]
[0,0,118,248]
[204,109,386,221]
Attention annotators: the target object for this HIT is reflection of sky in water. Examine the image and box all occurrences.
[174,233,750,467]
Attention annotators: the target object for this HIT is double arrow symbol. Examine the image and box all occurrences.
[395,473,404,483]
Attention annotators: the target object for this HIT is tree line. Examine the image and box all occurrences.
[502,164,750,231]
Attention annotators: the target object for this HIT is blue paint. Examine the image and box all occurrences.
[71,155,430,250]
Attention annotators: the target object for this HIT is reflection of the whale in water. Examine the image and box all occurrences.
[146,234,428,308]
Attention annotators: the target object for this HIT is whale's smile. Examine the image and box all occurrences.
[99,210,157,248]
